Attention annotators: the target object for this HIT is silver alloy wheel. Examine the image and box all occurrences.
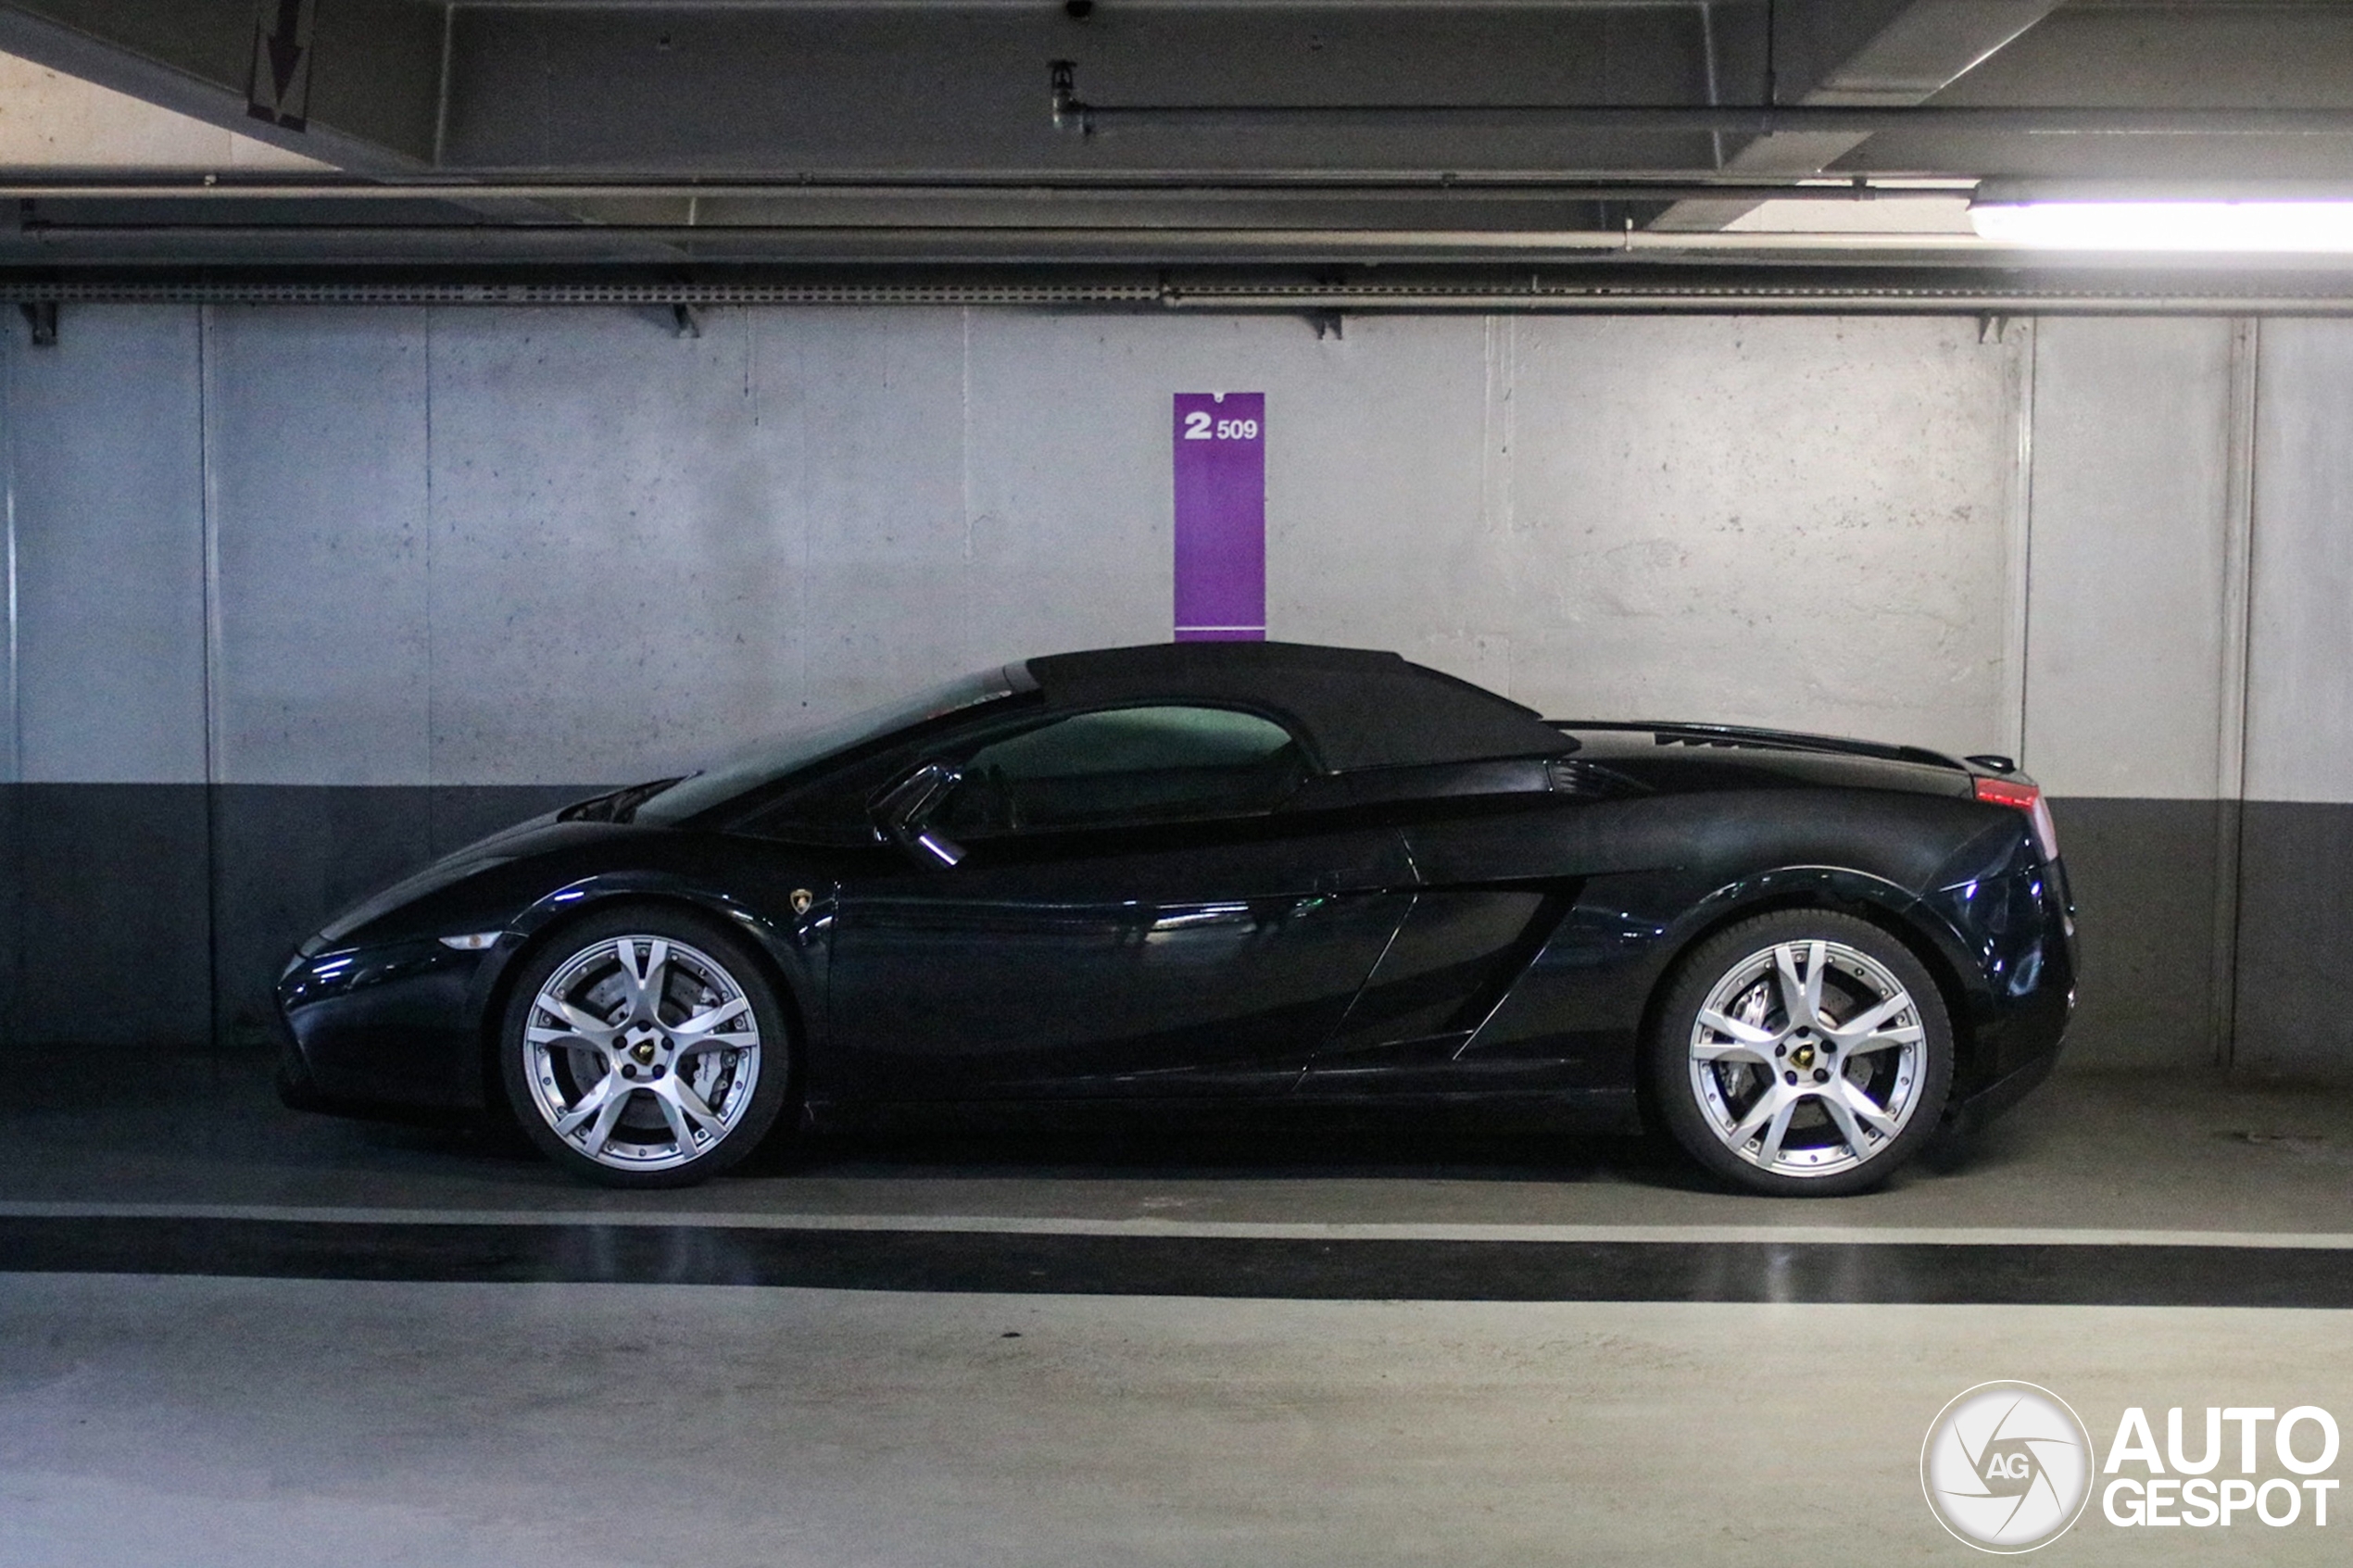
[520,935,763,1173]
[1687,937,1927,1178]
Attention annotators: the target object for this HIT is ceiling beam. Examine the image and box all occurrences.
[0,0,447,172]
[1649,0,2062,232]
[434,3,1731,178]
[1848,0,2353,183]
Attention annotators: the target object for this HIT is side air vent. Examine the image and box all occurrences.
[1546,759,1645,798]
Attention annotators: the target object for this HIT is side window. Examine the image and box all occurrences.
[728,746,913,845]
[940,706,1306,834]
[730,716,1002,847]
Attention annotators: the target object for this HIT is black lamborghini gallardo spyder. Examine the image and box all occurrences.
[279,641,2073,1195]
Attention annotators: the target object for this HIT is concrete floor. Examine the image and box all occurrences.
[6,1051,2353,1235]
[4,1057,2352,1565]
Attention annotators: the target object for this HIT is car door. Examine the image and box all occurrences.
[828,704,1415,1099]
[1302,758,1609,1095]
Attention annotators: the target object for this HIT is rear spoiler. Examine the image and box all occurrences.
[1548,719,1972,774]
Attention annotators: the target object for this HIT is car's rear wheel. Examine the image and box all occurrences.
[1648,910,1953,1197]
[499,906,790,1188]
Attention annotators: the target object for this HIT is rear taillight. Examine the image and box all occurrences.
[1974,775,2060,862]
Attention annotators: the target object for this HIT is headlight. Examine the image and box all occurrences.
[315,855,516,946]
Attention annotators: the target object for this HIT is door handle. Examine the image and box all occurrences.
[1148,901,1255,933]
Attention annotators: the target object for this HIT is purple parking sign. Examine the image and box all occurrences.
[1172,393,1265,641]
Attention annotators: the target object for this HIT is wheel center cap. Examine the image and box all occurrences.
[1791,1043,1817,1070]
[626,1031,661,1063]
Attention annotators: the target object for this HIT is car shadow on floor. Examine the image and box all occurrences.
[323,1097,1714,1191]
[735,1099,2024,1196]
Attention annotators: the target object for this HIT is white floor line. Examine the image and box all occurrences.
[4,1199,2352,1249]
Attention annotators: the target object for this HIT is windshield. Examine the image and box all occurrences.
[632,665,1030,824]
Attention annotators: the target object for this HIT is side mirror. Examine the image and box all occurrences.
[871,762,967,868]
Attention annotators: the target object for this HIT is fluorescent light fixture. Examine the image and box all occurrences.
[1971,197,2353,252]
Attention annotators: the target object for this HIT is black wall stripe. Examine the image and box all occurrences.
[5,1217,2352,1306]
[11,787,2353,1085]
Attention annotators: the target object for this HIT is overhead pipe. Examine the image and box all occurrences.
[11,273,2353,317]
[0,177,1972,204]
[1049,61,2353,139]
[24,223,2353,273]
[10,223,2012,254]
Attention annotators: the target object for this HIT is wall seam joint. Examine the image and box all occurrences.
[2211,316,2260,1073]
[198,304,224,1047]
[2007,319,2037,765]
[2,309,17,1052]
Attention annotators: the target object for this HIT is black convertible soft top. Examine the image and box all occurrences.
[1023,641,1569,773]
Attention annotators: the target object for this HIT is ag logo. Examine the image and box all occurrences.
[1922,1382,2094,1552]
[1979,1441,2043,1494]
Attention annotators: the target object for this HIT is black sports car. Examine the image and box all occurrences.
[277,641,2074,1195]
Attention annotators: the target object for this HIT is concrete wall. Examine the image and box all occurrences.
[2018,317,2353,1082]
[0,304,2342,1081]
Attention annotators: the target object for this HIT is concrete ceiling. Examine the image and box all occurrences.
[1,0,2351,278]
[0,48,324,169]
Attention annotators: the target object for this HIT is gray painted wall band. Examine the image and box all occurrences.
[9,306,2031,786]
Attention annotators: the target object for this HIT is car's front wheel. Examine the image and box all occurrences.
[499,906,791,1188]
[1648,910,1954,1197]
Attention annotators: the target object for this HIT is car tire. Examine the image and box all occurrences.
[1647,909,1954,1198]
[499,904,792,1188]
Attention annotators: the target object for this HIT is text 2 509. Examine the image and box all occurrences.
[1182,412,1260,441]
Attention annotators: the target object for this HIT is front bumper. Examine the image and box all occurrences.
[276,937,497,1116]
